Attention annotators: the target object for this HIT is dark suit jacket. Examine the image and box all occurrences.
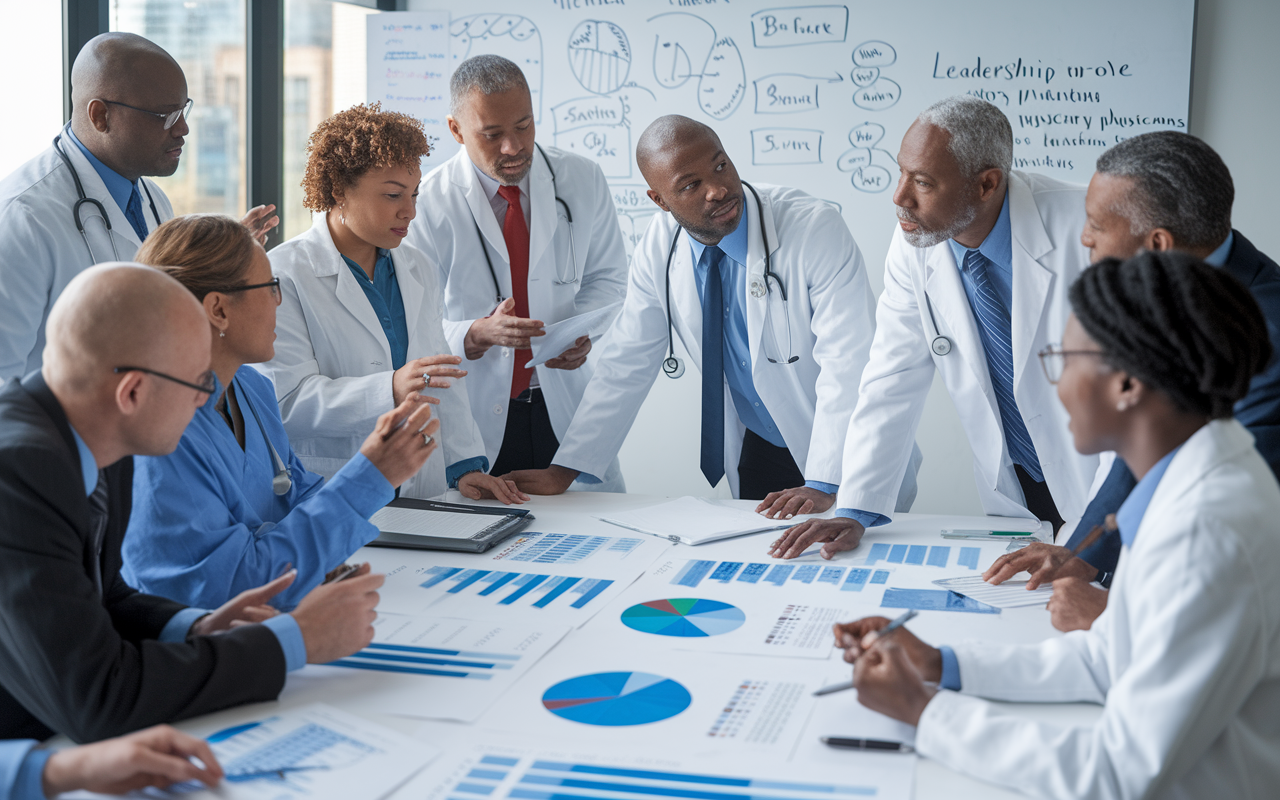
[1067,231,1280,580]
[0,373,286,743]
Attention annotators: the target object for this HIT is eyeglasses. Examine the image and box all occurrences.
[113,366,217,396]
[100,98,193,130]
[1037,345,1107,384]
[213,277,282,305]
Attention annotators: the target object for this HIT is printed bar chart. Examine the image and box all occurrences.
[865,543,983,570]
[419,566,615,613]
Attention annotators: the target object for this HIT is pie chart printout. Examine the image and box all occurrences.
[620,598,746,638]
[542,672,692,726]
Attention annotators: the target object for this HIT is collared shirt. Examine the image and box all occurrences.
[66,128,140,220]
[68,425,97,497]
[688,208,787,452]
[1205,231,1235,268]
[342,250,409,371]
[1,740,49,800]
[473,162,531,227]
[1115,445,1182,547]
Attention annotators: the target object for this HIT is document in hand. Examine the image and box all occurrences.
[597,496,790,545]
[524,300,624,368]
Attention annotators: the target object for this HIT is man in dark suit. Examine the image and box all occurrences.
[0,263,384,743]
[984,131,1280,630]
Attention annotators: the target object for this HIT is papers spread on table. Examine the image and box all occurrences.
[597,496,791,545]
[66,704,434,800]
[360,531,672,622]
[525,301,623,368]
[284,616,569,723]
[933,575,1057,608]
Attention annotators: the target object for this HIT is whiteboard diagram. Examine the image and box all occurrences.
[649,13,747,121]
[451,14,543,121]
[568,20,631,95]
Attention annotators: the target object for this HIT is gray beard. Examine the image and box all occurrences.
[899,202,979,249]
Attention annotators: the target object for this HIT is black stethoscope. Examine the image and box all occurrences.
[474,143,578,303]
[924,292,953,356]
[662,182,797,380]
[52,126,161,263]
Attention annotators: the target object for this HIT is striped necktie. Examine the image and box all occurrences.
[962,248,1043,482]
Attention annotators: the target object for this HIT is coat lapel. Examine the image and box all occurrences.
[452,153,510,274]
[527,150,557,278]
[1007,175,1055,394]
[306,213,392,358]
[743,186,779,366]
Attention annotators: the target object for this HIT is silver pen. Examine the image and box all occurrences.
[813,609,919,696]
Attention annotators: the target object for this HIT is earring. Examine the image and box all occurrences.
[339,205,346,226]
[219,330,226,338]
[1116,400,1128,411]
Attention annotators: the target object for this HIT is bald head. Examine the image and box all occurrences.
[636,115,720,183]
[70,33,188,181]
[44,263,207,393]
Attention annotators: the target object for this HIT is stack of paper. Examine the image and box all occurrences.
[597,496,790,545]
[932,575,1055,608]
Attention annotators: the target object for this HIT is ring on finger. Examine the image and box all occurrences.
[423,433,434,447]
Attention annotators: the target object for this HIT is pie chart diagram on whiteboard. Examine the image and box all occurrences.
[542,672,692,726]
[620,598,746,638]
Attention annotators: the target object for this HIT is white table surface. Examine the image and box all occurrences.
[105,491,1106,798]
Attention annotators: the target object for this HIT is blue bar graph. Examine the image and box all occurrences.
[478,572,520,596]
[870,570,889,584]
[420,566,463,589]
[710,562,744,582]
[927,546,950,567]
[887,544,908,563]
[467,769,508,780]
[958,547,981,569]
[449,570,493,593]
[816,566,845,586]
[499,574,548,605]
[672,560,715,587]
[365,643,520,660]
[569,579,613,608]
[736,563,768,583]
[865,542,891,565]
[905,545,928,565]
[881,588,1000,614]
[455,783,494,795]
[532,576,581,608]
[763,565,793,586]
[481,756,519,767]
[840,568,871,592]
[792,564,820,583]
[520,760,877,795]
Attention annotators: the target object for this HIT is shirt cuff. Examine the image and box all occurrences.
[263,614,307,672]
[446,456,490,489]
[329,452,396,518]
[938,645,962,691]
[159,607,209,642]
[16,745,49,800]
[804,480,838,494]
[835,508,890,528]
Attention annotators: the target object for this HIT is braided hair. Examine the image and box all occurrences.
[1070,250,1271,419]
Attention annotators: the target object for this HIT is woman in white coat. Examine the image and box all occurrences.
[839,251,1280,800]
[259,104,525,504]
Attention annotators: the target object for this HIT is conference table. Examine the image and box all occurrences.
[109,491,1104,799]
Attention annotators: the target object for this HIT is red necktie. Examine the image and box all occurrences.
[498,184,533,398]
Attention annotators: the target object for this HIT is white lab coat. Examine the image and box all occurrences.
[555,183,916,500]
[917,419,1280,800]
[407,146,628,492]
[258,213,487,500]
[837,171,1098,524]
[0,133,173,382]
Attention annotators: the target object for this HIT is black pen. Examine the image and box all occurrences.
[821,737,914,753]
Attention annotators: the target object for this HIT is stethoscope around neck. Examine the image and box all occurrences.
[662,181,797,380]
[52,126,162,264]
[474,143,579,303]
[232,377,293,496]
[924,292,953,357]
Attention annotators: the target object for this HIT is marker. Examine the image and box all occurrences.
[821,737,914,753]
[814,609,919,696]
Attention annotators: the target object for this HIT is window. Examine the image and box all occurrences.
[0,2,63,178]
[110,0,248,217]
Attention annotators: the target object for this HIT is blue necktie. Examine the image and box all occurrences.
[700,246,726,487]
[124,185,149,242]
[963,249,1044,482]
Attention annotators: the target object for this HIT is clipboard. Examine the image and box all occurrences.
[367,498,534,553]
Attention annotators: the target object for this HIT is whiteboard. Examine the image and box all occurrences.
[390,0,1195,278]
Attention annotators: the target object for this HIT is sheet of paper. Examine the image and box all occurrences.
[525,301,623,368]
[360,532,671,621]
[282,616,569,723]
[369,506,504,539]
[70,704,434,800]
[933,575,1057,608]
[394,738,914,800]
[597,496,789,544]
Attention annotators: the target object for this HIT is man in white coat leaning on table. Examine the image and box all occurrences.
[506,115,919,511]
[772,95,1097,559]
[407,55,629,492]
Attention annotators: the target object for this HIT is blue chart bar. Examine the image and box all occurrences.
[481,756,519,767]
[532,576,581,608]
[792,564,820,583]
[467,769,508,780]
[870,570,889,584]
[569,579,613,608]
[420,566,463,589]
[865,542,891,565]
[500,574,549,605]
[764,565,793,586]
[454,783,494,795]
[672,561,715,587]
[366,643,520,660]
[330,659,490,679]
[816,566,845,586]
[927,546,950,567]
[521,760,876,796]
[710,562,744,582]
[840,568,871,592]
[449,570,492,593]
[905,545,928,565]
[881,588,1000,615]
[958,547,981,569]
[887,544,908,564]
[736,563,768,584]
[478,572,520,596]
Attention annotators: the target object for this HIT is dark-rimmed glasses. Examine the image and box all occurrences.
[113,366,216,396]
[1037,345,1107,384]
[213,278,282,305]
[100,98,193,131]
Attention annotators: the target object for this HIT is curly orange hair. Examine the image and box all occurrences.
[301,103,430,212]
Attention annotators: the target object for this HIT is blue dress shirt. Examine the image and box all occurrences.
[1,740,48,800]
[66,128,147,234]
